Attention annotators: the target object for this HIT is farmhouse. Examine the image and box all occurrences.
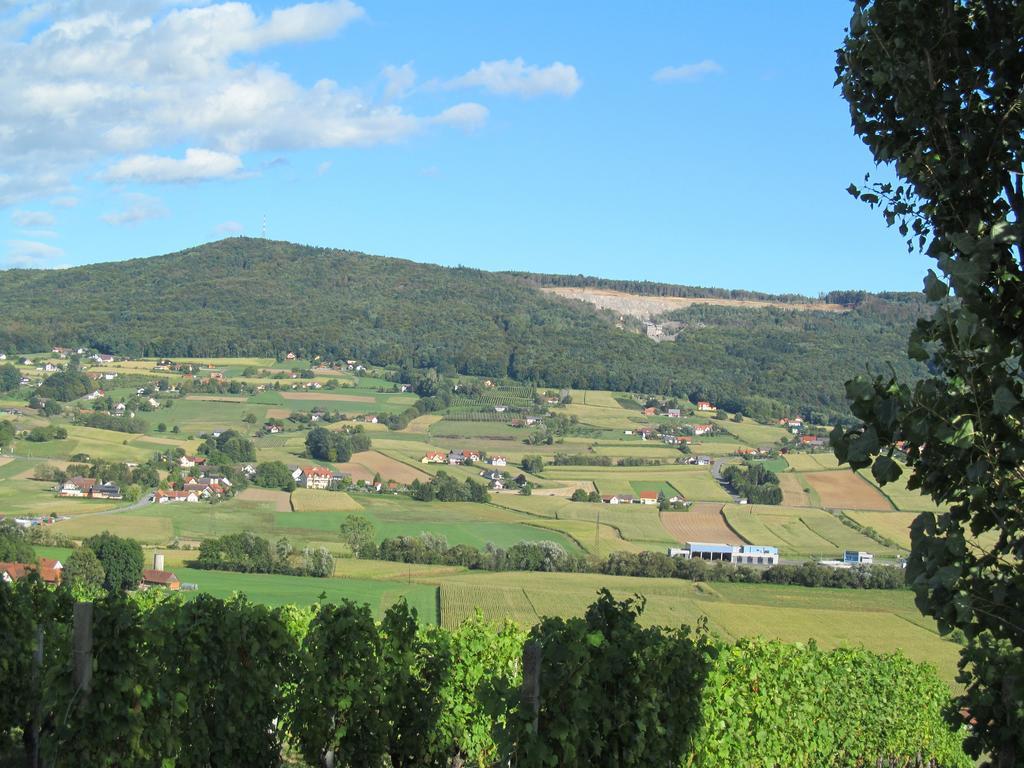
[178,455,206,469]
[696,401,715,411]
[299,466,333,490]
[666,408,681,418]
[489,455,507,467]
[153,490,200,504]
[642,407,657,416]
[421,451,447,464]
[662,435,682,445]
[692,424,714,436]
[638,491,659,505]
[601,495,622,504]
[58,476,96,497]
[142,569,181,590]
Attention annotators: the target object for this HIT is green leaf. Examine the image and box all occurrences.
[992,385,1019,416]
[923,270,948,301]
[871,455,902,485]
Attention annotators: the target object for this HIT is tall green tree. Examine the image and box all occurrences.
[832,2,1024,765]
[84,532,144,592]
[0,363,19,392]
[63,547,106,589]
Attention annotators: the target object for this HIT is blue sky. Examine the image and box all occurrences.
[0,1,927,295]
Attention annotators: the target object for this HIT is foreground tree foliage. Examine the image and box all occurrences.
[0,582,968,767]
[832,1,1024,764]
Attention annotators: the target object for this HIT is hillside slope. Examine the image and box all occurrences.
[0,238,923,419]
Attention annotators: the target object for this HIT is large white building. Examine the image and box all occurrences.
[668,542,780,566]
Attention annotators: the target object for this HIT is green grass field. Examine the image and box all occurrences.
[290,488,363,511]
[722,504,901,558]
[783,453,841,471]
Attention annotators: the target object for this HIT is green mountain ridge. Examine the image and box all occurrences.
[0,238,924,420]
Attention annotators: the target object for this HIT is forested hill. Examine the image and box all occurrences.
[0,238,924,420]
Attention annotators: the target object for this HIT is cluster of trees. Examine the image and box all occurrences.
[408,472,491,503]
[193,532,334,577]
[24,425,67,442]
[78,412,146,434]
[0,363,19,392]
[722,463,782,505]
[198,429,256,463]
[304,426,371,463]
[36,362,92,402]
[252,461,296,491]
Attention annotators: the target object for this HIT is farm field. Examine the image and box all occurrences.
[803,470,893,510]
[661,503,744,546]
[782,452,841,471]
[236,487,293,511]
[722,504,901,558]
[290,488,363,512]
[432,571,959,682]
[857,469,948,512]
[542,466,730,502]
[492,495,674,547]
[845,511,919,550]
[335,450,431,484]
[174,566,439,619]
[777,472,814,506]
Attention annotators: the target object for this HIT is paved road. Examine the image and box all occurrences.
[711,458,743,502]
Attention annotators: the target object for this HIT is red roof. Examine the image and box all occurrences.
[142,569,179,585]
[0,562,32,581]
[304,466,333,477]
[639,491,659,500]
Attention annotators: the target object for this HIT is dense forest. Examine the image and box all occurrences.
[0,238,925,420]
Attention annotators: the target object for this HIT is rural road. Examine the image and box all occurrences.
[711,458,743,503]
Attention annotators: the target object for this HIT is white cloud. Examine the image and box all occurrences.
[0,1,493,205]
[100,193,169,225]
[6,239,64,267]
[104,148,243,183]
[215,220,244,235]
[433,103,489,130]
[443,58,581,98]
[12,209,55,227]
[382,63,416,100]
[50,196,79,208]
[653,59,723,83]
[316,160,332,176]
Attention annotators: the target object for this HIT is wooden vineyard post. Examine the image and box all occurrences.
[521,641,542,734]
[72,602,94,699]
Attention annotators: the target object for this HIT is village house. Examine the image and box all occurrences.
[178,455,206,469]
[39,558,63,584]
[693,424,714,436]
[448,450,466,465]
[638,491,659,506]
[642,407,657,416]
[421,451,447,464]
[489,455,507,467]
[662,435,682,445]
[480,470,504,482]
[635,428,654,440]
[58,476,96,497]
[92,354,114,364]
[300,466,334,490]
[0,563,32,583]
[264,423,283,434]
[666,408,681,418]
[601,495,622,504]
[696,401,715,411]
[90,482,123,500]
[800,435,827,448]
